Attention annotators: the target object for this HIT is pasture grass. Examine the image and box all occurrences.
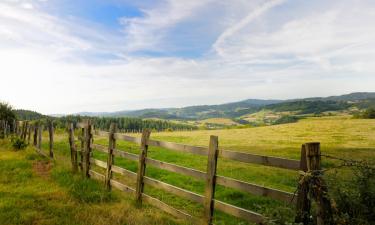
[0,139,187,225]
[1,115,374,224]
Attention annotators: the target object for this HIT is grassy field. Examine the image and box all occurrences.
[1,115,374,224]
[0,139,187,225]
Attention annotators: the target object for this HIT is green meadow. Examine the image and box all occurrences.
[1,115,374,224]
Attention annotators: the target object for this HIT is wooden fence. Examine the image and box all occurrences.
[67,121,323,225]
[1,120,326,224]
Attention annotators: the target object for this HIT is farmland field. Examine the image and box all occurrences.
[1,115,374,224]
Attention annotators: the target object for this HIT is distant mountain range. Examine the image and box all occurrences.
[72,92,375,120]
[13,92,375,121]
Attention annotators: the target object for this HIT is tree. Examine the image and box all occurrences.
[363,108,375,119]
[0,102,16,131]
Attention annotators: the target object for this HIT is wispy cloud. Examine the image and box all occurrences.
[119,0,213,53]
[213,0,287,57]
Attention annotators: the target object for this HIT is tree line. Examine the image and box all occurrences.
[54,115,197,132]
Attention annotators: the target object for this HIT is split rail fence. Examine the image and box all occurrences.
[68,121,322,225]
[0,120,325,224]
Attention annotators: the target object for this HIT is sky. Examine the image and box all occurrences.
[0,0,374,114]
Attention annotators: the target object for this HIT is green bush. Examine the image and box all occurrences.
[353,108,375,119]
[328,162,375,224]
[273,115,299,125]
[362,108,375,119]
[11,136,28,150]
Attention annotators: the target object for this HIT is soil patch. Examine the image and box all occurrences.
[33,161,53,178]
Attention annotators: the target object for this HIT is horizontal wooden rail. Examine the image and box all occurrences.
[113,149,138,161]
[219,149,300,171]
[145,157,206,180]
[91,156,295,204]
[93,129,300,170]
[96,130,109,137]
[143,176,204,204]
[89,172,196,221]
[92,143,107,153]
[91,158,138,179]
[77,122,86,129]
[110,179,136,193]
[216,176,296,204]
[142,193,196,221]
[112,165,137,179]
[148,139,208,156]
[114,133,142,144]
[89,170,105,181]
[91,158,107,169]
[214,200,265,224]
[89,158,270,224]
[89,129,300,223]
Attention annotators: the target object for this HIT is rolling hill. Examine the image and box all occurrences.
[74,92,375,120]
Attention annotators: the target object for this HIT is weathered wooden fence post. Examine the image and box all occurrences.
[305,142,333,225]
[4,120,7,138]
[33,124,38,146]
[68,123,78,172]
[37,123,43,151]
[83,121,92,178]
[79,126,85,171]
[295,142,333,225]
[48,121,54,159]
[135,129,151,204]
[27,124,32,144]
[105,123,117,190]
[21,121,27,140]
[12,119,16,134]
[17,121,21,137]
[204,135,219,225]
[295,144,310,224]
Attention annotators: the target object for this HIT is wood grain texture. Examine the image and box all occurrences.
[112,165,137,179]
[105,123,116,190]
[68,123,78,172]
[145,157,206,180]
[113,149,138,161]
[219,149,300,170]
[214,200,265,224]
[216,176,296,204]
[147,139,208,156]
[135,129,151,203]
[48,121,54,159]
[142,193,196,221]
[143,176,204,204]
[91,144,107,153]
[114,133,141,144]
[204,135,219,225]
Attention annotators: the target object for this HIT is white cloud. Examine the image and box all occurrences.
[0,0,375,114]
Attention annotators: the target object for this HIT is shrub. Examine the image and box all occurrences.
[11,136,28,150]
[273,115,299,125]
[353,108,375,119]
[362,108,375,119]
[328,161,375,224]
[0,102,16,131]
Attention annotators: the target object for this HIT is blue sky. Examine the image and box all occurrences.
[0,0,374,114]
